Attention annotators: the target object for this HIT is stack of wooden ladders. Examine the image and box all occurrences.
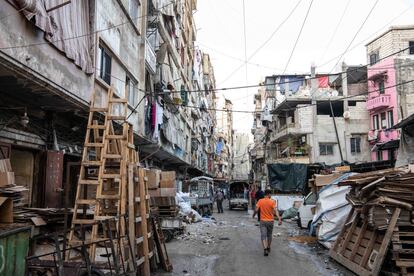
[67,87,152,275]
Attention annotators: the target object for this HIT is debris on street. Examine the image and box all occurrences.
[330,167,414,275]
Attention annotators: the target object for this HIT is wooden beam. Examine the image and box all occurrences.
[139,168,150,275]
[371,208,401,276]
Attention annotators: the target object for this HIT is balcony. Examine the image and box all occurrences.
[367,94,391,111]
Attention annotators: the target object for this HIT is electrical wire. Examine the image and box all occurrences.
[152,45,411,94]
[282,0,314,74]
[282,79,414,112]
[219,0,303,85]
[318,0,351,62]
[329,0,379,73]
[318,3,414,70]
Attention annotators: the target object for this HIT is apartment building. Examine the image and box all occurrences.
[232,132,251,182]
[250,86,269,188]
[366,25,414,161]
[215,98,233,182]
[0,0,217,207]
[249,64,371,187]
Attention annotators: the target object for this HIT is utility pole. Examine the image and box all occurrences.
[329,99,344,163]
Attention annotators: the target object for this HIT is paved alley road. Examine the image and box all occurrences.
[155,206,352,276]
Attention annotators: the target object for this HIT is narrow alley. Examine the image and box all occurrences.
[156,205,351,276]
[2,0,414,275]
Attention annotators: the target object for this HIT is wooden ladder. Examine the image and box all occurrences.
[68,87,131,262]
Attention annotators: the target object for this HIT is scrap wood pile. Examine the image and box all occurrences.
[0,158,28,208]
[330,167,414,275]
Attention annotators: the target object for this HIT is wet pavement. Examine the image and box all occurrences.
[154,205,354,276]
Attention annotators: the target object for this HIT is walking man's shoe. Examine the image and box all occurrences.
[264,249,269,256]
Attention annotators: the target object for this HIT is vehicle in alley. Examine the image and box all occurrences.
[297,191,317,230]
[228,181,249,210]
[188,176,214,216]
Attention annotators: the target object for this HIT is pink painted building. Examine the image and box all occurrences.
[367,58,399,161]
[366,25,414,161]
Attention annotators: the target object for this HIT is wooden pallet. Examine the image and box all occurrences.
[330,208,401,276]
[391,225,414,275]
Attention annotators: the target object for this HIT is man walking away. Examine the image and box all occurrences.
[252,189,282,256]
[215,189,224,213]
[255,187,265,221]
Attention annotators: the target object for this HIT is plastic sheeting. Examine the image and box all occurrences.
[311,173,353,248]
[267,163,308,193]
[271,194,304,211]
[396,126,414,167]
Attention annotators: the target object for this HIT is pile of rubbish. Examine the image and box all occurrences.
[330,167,414,275]
[176,192,202,223]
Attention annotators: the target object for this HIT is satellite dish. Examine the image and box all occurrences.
[343,111,350,120]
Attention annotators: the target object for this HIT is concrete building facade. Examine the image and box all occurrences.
[0,0,218,207]
[366,25,414,161]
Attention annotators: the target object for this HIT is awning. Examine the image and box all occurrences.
[392,113,414,129]
[371,139,400,151]
[368,71,387,81]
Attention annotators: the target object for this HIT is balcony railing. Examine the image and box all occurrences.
[367,94,391,111]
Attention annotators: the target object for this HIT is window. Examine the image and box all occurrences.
[373,115,379,130]
[376,150,383,161]
[99,46,112,85]
[378,81,385,94]
[350,137,361,154]
[387,110,394,128]
[410,41,414,55]
[126,76,137,105]
[370,52,379,65]
[381,112,387,129]
[319,143,334,156]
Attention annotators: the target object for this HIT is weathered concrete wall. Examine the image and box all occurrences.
[366,27,414,61]
[0,1,93,105]
[313,104,370,165]
[94,0,146,136]
[232,132,251,181]
[395,56,414,118]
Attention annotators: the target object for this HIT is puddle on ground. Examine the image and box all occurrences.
[154,254,219,276]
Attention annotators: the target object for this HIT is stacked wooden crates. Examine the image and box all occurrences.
[147,170,178,217]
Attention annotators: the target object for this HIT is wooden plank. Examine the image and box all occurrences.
[371,208,402,276]
[128,164,136,257]
[361,231,377,268]
[350,221,368,262]
[139,168,150,275]
[330,252,371,276]
[340,212,359,254]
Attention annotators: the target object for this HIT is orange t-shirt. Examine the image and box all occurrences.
[256,198,276,222]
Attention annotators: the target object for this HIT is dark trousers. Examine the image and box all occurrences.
[217,200,223,213]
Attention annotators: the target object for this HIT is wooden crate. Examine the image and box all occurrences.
[329,208,401,276]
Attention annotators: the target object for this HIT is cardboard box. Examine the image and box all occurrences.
[160,171,176,188]
[160,188,176,197]
[0,159,12,172]
[0,172,15,186]
[0,197,13,223]
[148,188,161,197]
[147,169,161,189]
[314,173,341,187]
